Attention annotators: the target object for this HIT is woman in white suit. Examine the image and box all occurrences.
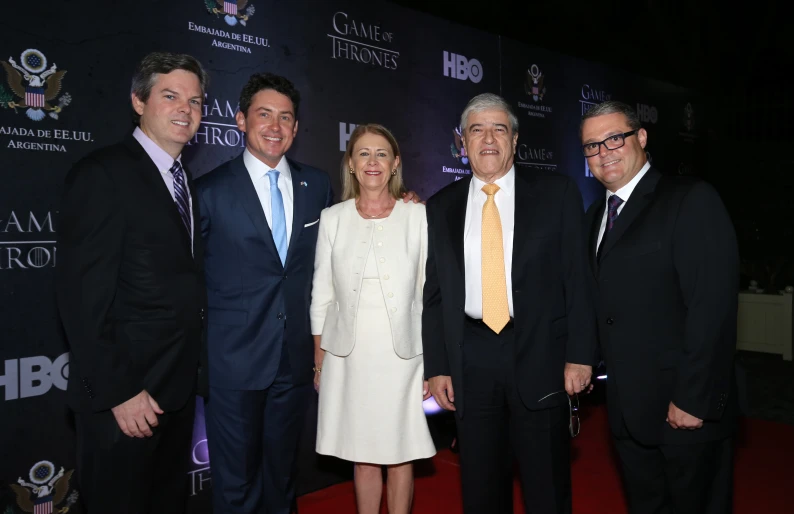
[310,124,435,514]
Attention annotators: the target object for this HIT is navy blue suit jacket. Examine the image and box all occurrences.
[196,155,333,390]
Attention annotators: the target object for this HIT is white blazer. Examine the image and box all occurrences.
[310,199,427,359]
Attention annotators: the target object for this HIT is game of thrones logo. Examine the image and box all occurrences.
[328,11,399,70]
[187,94,245,148]
[0,211,56,270]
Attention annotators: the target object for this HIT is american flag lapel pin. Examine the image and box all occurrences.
[300,181,308,187]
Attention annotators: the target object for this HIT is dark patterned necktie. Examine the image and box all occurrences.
[605,194,624,233]
[170,160,192,236]
[598,194,623,260]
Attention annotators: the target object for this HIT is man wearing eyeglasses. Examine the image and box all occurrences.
[581,101,739,514]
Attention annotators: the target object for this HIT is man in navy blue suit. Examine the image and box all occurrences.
[196,73,333,514]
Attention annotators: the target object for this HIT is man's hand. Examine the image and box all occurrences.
[428,375,456,411]
[111,390,164,438]
[422,379,432,401]
[666,402,703,430]
[314,370,321,394]
[564,363,593,395]
[401,191,423,204]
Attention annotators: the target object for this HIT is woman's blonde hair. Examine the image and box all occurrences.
[340,124,406,201]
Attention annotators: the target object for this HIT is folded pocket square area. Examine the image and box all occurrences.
[304,219,320,227]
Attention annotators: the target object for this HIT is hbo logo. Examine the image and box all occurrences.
[0,353,69,401]
[637,103,658,124]
[443,51,483,84]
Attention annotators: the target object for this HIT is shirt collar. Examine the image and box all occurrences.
[132,126,182,174]
[471,165,515,197]
[607,161,651,203]
[243,149,292,182]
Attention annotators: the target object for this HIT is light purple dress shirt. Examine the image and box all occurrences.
[132,127,194,251]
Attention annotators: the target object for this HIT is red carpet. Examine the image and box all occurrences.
[297,406,794,513]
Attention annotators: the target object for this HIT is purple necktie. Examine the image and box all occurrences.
[598,194,623,261]
[605,194,624,233]
[170,160,192,236]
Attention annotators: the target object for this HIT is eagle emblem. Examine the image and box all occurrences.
[524,63,546,102]
[0,49,71,122]
[205,0,255,27]
[8,461,79,514]
[450,126,469,165]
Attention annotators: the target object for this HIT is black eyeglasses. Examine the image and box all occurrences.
[538,390,580,437]
[581,130,638,157]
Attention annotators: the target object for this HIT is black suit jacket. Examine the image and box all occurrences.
[585,168,739,445]
[423,169,598,417]
[57,135,208,413]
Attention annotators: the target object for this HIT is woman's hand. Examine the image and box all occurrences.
[422,379,431,401]
[313,336,324,394]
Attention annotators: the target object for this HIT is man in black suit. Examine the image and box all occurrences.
[423,93,597,514]
[56,52,209,514]
[581,101,739,514]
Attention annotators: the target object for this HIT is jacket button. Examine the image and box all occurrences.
[199,308,206,320]
[606,317,614,325]
[277,313,284,320]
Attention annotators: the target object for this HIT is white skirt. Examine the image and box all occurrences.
[316,274,436,464]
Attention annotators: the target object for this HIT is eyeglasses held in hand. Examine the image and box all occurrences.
[537,390,580,438]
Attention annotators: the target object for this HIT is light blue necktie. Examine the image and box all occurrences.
[268,170,288,266]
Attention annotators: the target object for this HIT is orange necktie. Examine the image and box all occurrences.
[481,183,510,333]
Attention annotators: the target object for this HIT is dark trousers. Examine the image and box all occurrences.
[74,394,196,514]
[614,431,734,514]
[455,319,572,514]
[206,343,311,514]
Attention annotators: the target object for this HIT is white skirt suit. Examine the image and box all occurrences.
[310,199,436,464]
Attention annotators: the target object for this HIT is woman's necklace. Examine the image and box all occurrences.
[356,200,392,218]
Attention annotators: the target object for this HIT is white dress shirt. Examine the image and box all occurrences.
[596,161,651,251]
[132,126,193,253]
[244,149,294,245]
[463,166,515,319]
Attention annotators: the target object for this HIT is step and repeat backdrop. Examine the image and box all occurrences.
[0,0,702,511]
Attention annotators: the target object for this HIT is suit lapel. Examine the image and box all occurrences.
[230,156,281,262]
[446,177,471,278]
[588,197,606,275]
[188,172,202,266]
[285,159,305,266]
[511,171,543,266]
[124,136,193,257]
[598,168,661,262]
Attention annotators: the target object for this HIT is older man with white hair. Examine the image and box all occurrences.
[423,93,597,514]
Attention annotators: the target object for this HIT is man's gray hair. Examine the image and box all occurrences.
[460,93,519,134]
[580,100,641,138]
